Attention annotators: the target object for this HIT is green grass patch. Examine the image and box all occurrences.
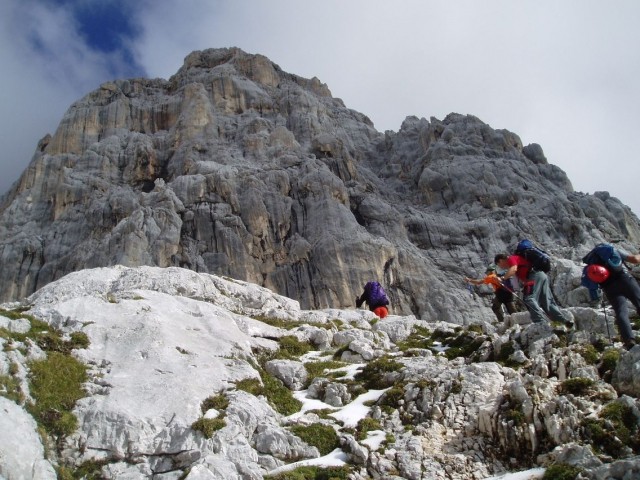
[599,401,639,449]
[306,408,340,421]
[273,336,313,360]
[332,345,349,360]
[443,334,485,361]
[582,400,640,457]
[354,356,403,389]
[377,385,404,414]
[201,393,229,413]
[57,459,110,480]
[0,307,34,320]
[0,308,90,356]
[191,417,226,438]
[261,371,303,415]
[252,316,331,331]
[542,463,582,480]
[303,360,347,386]
[505,408,525,426]
[450,377,463,394]
[583,419,620,458]
[28,352,87,437]
[251,316,302,330]
[396,325,434,351]
[235,378,263,395]
[599,348,620,375]
[235,370,302,416]
[327,370,347,379]
[430,328,486,361]
[264,465,352,480]
[0,374,23,404]
[468,324,483,334]
[355,417,382,441]
[579,344,600,365]
[496,341,516,363]
[559,377,595,396]
[289,423,340,456]
[1,315,54,344]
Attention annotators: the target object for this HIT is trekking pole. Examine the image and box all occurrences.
[498,280,557,324]
[466,283,474,297]
[462,276,476,297]
[497,281,526,307]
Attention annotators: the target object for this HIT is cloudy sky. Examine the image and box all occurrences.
[1,0,639,216]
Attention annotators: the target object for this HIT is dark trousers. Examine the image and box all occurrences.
[602,273,640,342]
[492,288,516,322]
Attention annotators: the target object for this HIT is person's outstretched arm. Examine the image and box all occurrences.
[355,291,365,308]
[625,253,640,264]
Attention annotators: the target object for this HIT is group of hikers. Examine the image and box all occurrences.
[356,240,640,351]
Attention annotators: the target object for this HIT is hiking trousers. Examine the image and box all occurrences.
[602,273,640,342]
[523,270,567,324]
[492,289,516,322]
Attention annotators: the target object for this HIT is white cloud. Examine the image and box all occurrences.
[1,0,639,216]
[0,0,138,192]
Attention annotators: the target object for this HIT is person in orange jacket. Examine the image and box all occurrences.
[465,255,516,322]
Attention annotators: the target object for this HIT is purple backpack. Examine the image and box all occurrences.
[365,281,389,307]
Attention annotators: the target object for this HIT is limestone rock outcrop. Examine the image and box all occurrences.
[2,265,640,479]
[0,47,639,325]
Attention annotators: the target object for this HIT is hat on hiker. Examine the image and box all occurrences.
[486,264,496,274]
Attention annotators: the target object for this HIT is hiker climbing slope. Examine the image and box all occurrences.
[582,243,640,350]
[464,255,516,322]
[356,281,390,318]
[503,239,572,327]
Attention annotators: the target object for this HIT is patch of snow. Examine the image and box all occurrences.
[329,389,388,428]
[484,468,545,480]
[266,448,348,476]
[361,429,386,450]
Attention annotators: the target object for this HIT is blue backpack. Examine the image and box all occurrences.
[364,281,389,307]
[582,243,623,274]
[515,239,551,273]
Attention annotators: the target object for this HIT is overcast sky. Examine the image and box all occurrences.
[1,0,639,216]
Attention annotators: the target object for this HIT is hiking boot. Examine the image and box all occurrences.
[624,339,637,351]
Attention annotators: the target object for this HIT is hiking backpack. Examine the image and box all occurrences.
[515,239,552,273]
[364,281,389,307]
[582,243,623,274]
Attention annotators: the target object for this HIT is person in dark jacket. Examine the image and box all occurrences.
[593,245,640,350]
[356,281,390,318]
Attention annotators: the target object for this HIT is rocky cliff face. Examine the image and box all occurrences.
[0,47,638,324]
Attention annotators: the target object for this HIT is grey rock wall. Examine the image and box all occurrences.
[1,47,639,323]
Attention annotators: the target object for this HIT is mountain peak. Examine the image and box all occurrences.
[0,48,638,321]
